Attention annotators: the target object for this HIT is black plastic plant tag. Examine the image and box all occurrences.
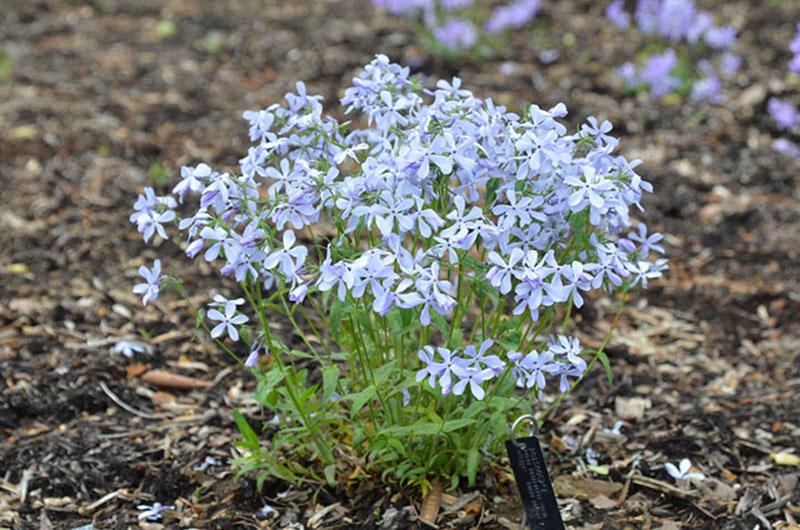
[505,435,565,530]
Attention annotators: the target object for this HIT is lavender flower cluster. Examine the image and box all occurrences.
[768,23,800,159]
[372,0,540,54]
[417,336,586,401]
[607,0,739,103]
[130,55,665,403]
[791,22,800,75]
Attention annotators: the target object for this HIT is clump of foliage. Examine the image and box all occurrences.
[129,55,666,490]
[372,0,541,58]
[606,0,740,103]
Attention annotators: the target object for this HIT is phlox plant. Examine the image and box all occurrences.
[768,22,800,159]
[372,0,541,58]
[129,55,666,491]
[607,0,740,104]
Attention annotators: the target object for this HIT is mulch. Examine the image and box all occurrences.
[1,0,799,528]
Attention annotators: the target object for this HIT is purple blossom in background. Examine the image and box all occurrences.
[441,0,473,10]
[773,138,800,159]
[372,0,432,15]
[433,18,477,52]
[499,61,520,76]
[704,25,736,50]
[639,49,680,98]
[720,52,741,74]
[538,49,559,64]
[691,69,721,104]
[617,50,682,99]
[657,0,698,42]
[790,23,800,74]
[608,0,739,102]
[372,0,540,53]
[769,24,800,155]
[606,0,630,29]
[768,98,800,130]
[634,0,662,34]
[618,62,638,86]
[485,0,540,34]
[628,0,734,46]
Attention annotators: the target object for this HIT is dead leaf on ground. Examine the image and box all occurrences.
[770,451,800,466]
[589,494,617,509]
[553,476,622,500]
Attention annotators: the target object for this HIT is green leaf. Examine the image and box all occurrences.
[373,361,396,385]
[382,423,442,436]
[322,365,339,403]
[288,349,316,360]
[386,437,406,457]
[588,465,610,476]
[442,418,476,433]
[239,326,251,346]
[329,298,346,336]
[596,350,613,384]
[255,369,284,404]
[147,161,169,187]
[0,54,12,82]
[233,409,259,449]
[349,386,376,417]
[324,464,336,486]
[486,177,499,205]
[431,312,449,336]
[467,447,480,486]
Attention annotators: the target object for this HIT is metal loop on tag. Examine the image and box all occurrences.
[510,414,539,445]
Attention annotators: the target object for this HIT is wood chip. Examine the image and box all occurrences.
[615,396,651,421]
[420,480,443,527]
[126,363,149,378]
[140,369,214,390]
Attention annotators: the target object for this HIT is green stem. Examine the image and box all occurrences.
[244,280,333,463]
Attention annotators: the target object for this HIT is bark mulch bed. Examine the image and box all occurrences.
[1,0,799,528]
